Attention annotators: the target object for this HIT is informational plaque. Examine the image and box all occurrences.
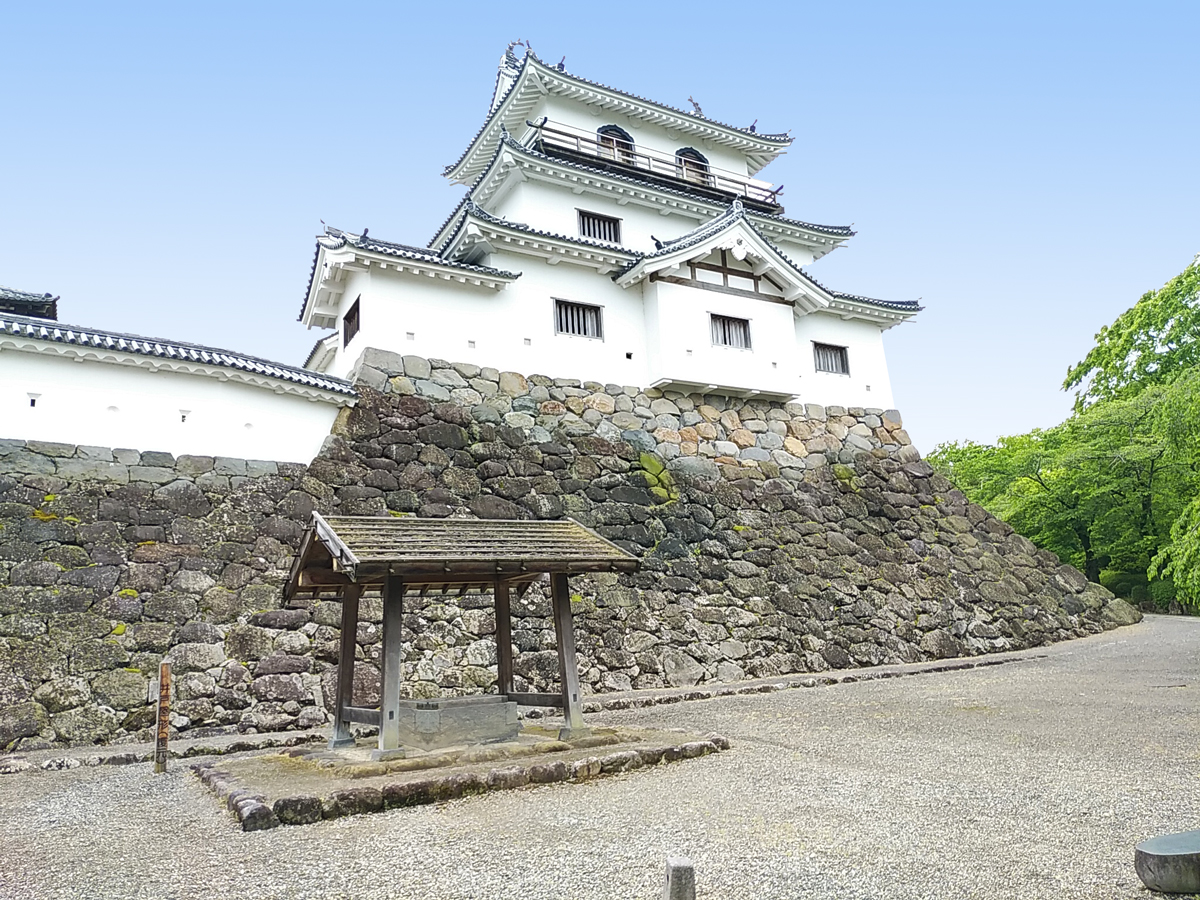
[154,662,170,773]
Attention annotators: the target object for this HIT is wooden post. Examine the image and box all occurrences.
[494,578,514,698]
[378,575,405,753]
[550,573,586,734]
[153,662,170,773]
[330,584,362,749]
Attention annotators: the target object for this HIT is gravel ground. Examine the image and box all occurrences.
[1,614,1196,900]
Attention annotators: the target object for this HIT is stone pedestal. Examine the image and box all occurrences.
[370,696,519,758]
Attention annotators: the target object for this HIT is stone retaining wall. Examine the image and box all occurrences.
[0,351,1141,750]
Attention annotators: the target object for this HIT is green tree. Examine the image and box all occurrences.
[933,255,1200,609]
[1064,255,1200,410]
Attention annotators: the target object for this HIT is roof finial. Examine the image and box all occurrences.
[748,119,757,133]
[557,55,566,72]
[362,228,369,238]
[687,95,704,117]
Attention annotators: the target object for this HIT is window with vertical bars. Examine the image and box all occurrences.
[813,342,850,374]
[578,210,621,244]
[711,314,751,349]
[555,299,603,339]
[343,296,361,347]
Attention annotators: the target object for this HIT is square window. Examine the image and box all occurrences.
[342,296,361,348]
[578,210,621,244]
[555,299,603,339]
[813,342,850,375]
[711,314,751,349]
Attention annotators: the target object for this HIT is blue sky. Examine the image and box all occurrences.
[3,2,1197,450]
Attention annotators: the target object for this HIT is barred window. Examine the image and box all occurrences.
[813,342,849,374]
[578,210,621,244]
[555,299,603,339]
[343,296,361,347]
[711,314,751,349]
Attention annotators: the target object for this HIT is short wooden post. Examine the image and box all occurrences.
[378,575,405,753]
[330,584,362,748]
[550,573,586,733]
[494,578,514,697]
[153,662,171,773]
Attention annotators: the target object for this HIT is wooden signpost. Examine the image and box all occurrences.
[154,661,170,773]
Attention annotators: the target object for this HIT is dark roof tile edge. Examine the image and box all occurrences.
[444,50,790,178]
[0,313,358,397]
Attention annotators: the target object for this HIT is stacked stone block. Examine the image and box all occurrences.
[0,353,1140,750]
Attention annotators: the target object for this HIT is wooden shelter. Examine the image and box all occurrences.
[285,513,640,753]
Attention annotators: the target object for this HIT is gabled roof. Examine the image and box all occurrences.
[428,131,852,256]
[300,226,519,326]
[0,312,357,399]
[1,285,58,320]
[445,51,792,184]
[614,200,921,324]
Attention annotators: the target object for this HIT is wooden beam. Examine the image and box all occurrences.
[379,575,405,752]
[508,691,564,708]
[495,579,514,697]
[298,567,351,587]
[330,583,361,748]
[343,706,381,726]
[550,573,586,732]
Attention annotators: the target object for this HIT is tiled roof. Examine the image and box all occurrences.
[801,272,923,312]
[495,131,854,238]
[0,312,358,397]
[300,226,519,322]
[528,53,790,143]
[444,50,790,178]
[442,201,638,260]
[325,228,519,278]
[615,200,921,314]
[0,285,58,320]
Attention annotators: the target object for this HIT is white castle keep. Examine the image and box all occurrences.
[2,48,919,461]
[302,48,919,406]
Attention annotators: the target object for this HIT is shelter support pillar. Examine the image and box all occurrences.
[330,584,362,748]
[379,575,405,753]
[495,579,514,697]
[550,573,586,734]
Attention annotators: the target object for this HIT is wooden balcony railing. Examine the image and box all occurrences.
[527,119,783,208]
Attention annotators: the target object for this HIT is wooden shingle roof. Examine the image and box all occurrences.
[286,514,639,599]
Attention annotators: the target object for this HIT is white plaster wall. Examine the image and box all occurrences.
[326,255,651,387]
[0,351,344,462]
[494,179,706,256]
[647,280,801,396]
[793,313,895,408]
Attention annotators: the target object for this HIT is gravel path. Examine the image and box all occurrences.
[1,615,1196,900]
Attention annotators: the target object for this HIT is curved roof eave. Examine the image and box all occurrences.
[444,51,793,183]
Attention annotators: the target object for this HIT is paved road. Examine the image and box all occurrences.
[1,615,1197,900]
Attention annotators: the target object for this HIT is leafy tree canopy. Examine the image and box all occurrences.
[1064,256,1200,410]
[933,255,1200,610]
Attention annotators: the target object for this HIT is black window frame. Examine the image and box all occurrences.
[813,341,850,375]
[554,298,604,340]
[710,313,752,349]
[342,296,361,348]
[577,209,622,244]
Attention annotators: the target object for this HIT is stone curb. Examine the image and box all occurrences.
[523,651,1049,720]
[0,731,325,777]
[191,734,730,831]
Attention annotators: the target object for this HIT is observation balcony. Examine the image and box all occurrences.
[527,119,785,214]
